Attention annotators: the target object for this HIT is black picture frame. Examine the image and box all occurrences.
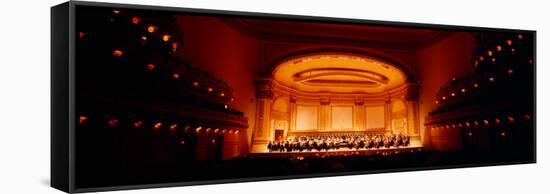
[51,1,536,193]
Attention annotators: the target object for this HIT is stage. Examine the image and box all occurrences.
[249,146,424,158]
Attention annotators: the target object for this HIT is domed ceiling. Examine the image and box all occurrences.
[273,53,407,94]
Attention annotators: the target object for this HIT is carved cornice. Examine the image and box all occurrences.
[272,79,410,101]
[254,78,274,99]
[320,98,330,106]
[289,95,297,103]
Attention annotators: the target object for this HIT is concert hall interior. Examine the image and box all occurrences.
[74,6,535,188]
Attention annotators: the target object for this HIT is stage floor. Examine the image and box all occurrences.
[249,146,423,158]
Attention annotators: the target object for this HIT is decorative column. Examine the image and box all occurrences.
[289,96,297,131]
[384,97,392,134]
[251,78,273,153]
[319,98,330,131]
[405,83,420,136]
[354,99,366,131]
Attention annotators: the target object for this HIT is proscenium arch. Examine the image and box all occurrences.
[271,51,411,94]
[266,48,415,82]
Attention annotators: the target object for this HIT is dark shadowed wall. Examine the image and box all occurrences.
[416,32,475,150]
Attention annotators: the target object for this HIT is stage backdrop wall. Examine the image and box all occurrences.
[366,106,385,129]
[296,105,318,130]
[331,106,353,130]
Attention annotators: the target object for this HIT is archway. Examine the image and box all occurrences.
[251,52,418,152]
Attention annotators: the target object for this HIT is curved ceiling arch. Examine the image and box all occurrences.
[265,47,414,81]
[272,52,408,94]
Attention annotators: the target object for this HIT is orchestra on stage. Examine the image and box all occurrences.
[267,133,410,152]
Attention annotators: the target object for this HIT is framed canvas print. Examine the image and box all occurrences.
[51,1,536,193]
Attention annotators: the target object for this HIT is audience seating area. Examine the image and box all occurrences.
[425,33,534,152]
[81,147,523,188]
[76,7,248,133]
[75,8,249,172]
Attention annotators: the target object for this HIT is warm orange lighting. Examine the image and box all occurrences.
[461,88,466,93]
[131,16,141,24]
[207,87,213,92]
[220,92,225,97]
[496,45,502,51]
[113,49,124,57]
[170,124,178,131]
[275,53,407,94]
[479,56,484,61]
[500,132,507,137]
[108,119,119,127]
[153,122,163,130]
[483,120,489,125]
[230,98,235,102]
[435,100,439,104]
[507,69,514,75]
[451,92,455,97]
[79,115,88,125]
[224,105,228,109]
[172,73,180,80]
[133,121,144,128]
[79,32,86,39]
[205,128,211,133]
[162,34,171,42]
[442,96,446,100]
[214,128,219,133]
[517,34,523,39]
[507,116,515,123]
[146,63,155,71]
[495,118,501,125]
[452,77,456,81]
[211,139,216,144]
[141,36,147,41]
[491,58,496,62]
[465,122,471,127]
[172,43,179,52]
[487,50,493,56]
[235,130,239,134]
[113,10,120,14]
[147,25,157,33]
[195,126,202,133]
[192,82,199,87]
[506,39,513,46]
[222,129,227,134]
[474,83,479,88]
[489,77,495,82]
